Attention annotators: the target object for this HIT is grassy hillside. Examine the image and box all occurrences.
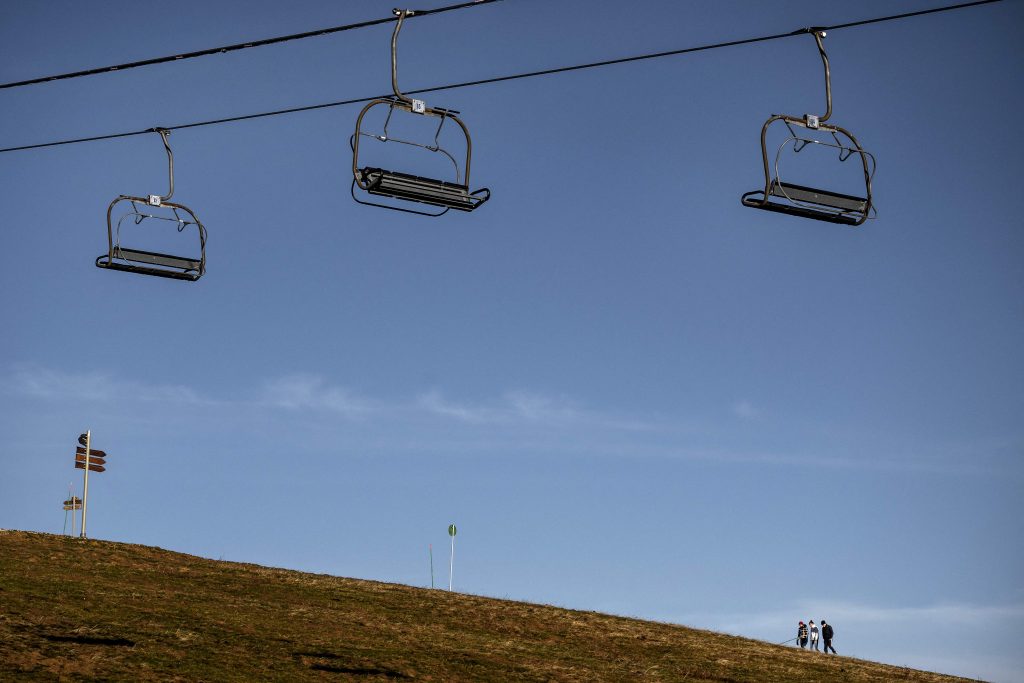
[0,530,979,682]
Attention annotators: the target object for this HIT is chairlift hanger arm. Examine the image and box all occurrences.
[391,9,416,107]
[149,127,175,203]
[762,28,836,133]
[389,8,465,120]
[808,29,832,124]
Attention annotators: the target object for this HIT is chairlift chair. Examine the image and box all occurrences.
[351,9,490,216]
[96,128,208,281]
[741,30,876,226]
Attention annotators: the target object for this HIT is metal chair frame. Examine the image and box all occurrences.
[96,128,207,281]
[351,9,490,216]
[741,30,876,226]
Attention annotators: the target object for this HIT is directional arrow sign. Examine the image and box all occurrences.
[75,462,105,473]
[76,446,107,458]
[75,453,106,465]
[62,498,83,506]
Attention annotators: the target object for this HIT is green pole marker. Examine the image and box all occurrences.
[448,524,456,592]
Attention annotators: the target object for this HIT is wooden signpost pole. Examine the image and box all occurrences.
[81,431,91,538]
[74,432,107,538]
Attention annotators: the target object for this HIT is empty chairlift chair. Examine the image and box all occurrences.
[741,30,876,226]
[351,9,490,216]
[96,128,208,281]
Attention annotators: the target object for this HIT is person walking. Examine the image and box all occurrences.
[822,620,837,654]
[808,620,820,651]
[797,621,808,648]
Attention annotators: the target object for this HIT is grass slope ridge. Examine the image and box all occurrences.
[0,530,977,682]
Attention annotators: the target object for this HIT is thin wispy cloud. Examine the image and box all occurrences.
[415,389,596,426]
[5,365,1015,475]
[732,400,758,420]
[4,365,650,432]
[413,388,664,434]
[4,364,216,406]
[505,390,583,423]
[261,374,376,418]
[415,390,497,423]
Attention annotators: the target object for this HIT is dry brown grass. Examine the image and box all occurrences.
[0,530,982,682]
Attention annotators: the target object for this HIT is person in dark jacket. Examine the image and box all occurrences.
[797,621,808,648]
[821,620,836,654]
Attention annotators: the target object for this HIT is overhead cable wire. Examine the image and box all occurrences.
[0,0,1004,155]
[0,0,502,91]
[819,0,1000,31]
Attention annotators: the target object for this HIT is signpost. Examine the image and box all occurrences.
[62,488,82,536]
[448,523,457,592]
[75,454,106,472]
[75,431,109,538]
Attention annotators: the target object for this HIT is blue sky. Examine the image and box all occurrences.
[1,1,1022,680]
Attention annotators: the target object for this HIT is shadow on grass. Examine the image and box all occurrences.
[309,663,409,677]
[294,652,410,678]
[43,634,135,646]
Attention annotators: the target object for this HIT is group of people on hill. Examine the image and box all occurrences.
[796,619,836,653]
